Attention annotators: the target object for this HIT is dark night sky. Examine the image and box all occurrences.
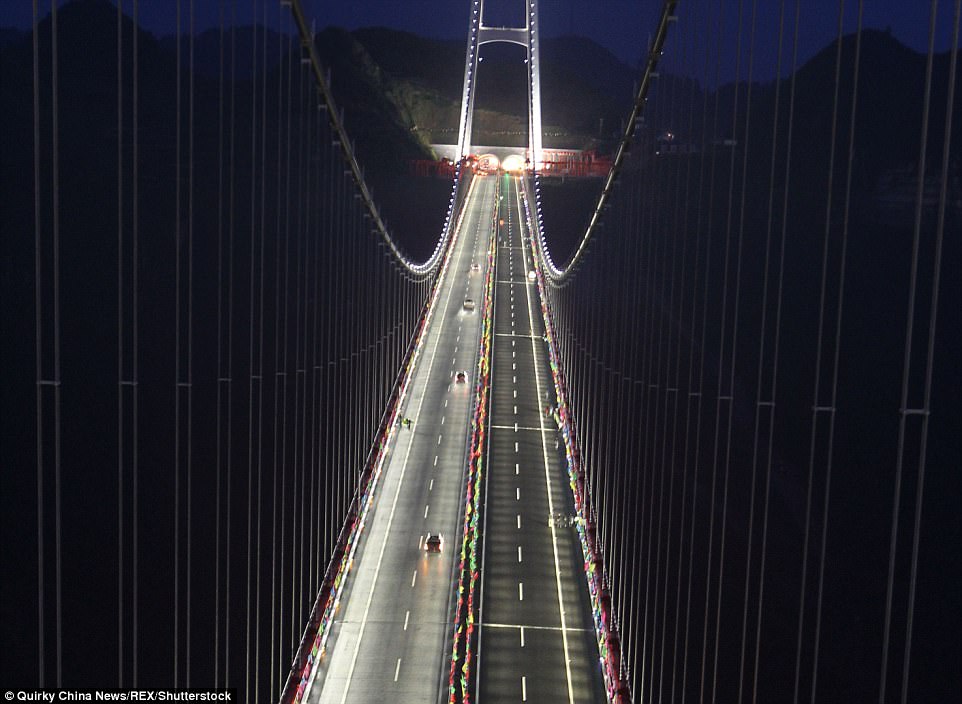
[9,1,958,80]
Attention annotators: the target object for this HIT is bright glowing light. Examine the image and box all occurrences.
[502,154,526,173]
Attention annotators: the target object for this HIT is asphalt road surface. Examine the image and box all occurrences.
[305,175,497,704]
[475,175,605,703]
[303,173,604,703]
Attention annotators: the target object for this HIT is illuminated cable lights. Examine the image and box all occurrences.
[285,0,461,281]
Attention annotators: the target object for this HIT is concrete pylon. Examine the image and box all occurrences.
[456,0,543,171]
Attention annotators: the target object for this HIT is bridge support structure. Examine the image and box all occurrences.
[456,0,544,171]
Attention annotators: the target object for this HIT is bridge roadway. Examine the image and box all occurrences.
[303,174,604,703]
[475,175,605,703]
[305,175,496,704]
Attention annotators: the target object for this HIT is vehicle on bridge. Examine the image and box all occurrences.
[455,370,468,384]
[424,533,444,553]
[463,298,476,311]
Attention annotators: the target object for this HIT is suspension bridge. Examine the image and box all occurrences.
[1,1,959,703]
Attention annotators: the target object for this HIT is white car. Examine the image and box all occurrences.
[463,299,476,312]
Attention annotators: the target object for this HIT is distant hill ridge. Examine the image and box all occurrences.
[152,21,640,154]
[3,0,958,184]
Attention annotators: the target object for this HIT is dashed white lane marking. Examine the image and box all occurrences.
[514,442,519,452]
[404,610,410,631]
[444,399,448,408]
[520,626,525,648]
[518,546,523,563]
[513,363,516,370]
[513,375,516,383]
[441,416,445,425]
[411,571,417,588]
[515,463,520,475]
[418,534,424,549]
[429,479,434,491]
[516,487,520,501]
[437,434,443,445]
[434,455,438,467]
[519,582,524,601]
[394,658,402,682]
[424,504,430,519]
[515,179,576,704]
[513,389,518,398]
[517,514,521,529]
[514,405,517,415]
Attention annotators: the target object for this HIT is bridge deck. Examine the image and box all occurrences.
[476,175,605,703]
[302,174,604,703]
[305,176,496,704]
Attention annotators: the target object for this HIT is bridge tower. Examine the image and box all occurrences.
[456,0,544,171]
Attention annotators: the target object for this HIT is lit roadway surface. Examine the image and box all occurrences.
[475,175,605,703]
[303,173,604,703]
[305,175,497,704]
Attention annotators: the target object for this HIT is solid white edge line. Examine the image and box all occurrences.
[516,177,575,704]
